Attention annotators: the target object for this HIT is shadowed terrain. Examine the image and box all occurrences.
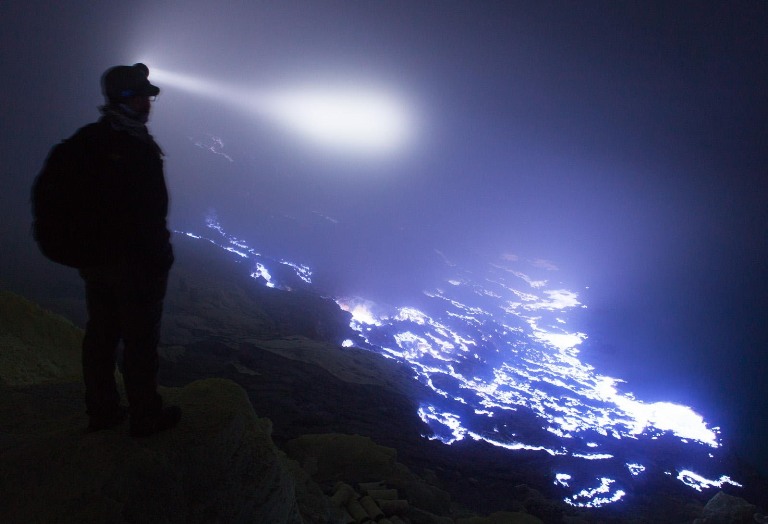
[2,235,767,523]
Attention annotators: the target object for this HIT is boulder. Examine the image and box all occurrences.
[0,289,82,386]
[408,506,456,524]
[456,511,544,524]
[0,378,303,523]
[284,433,457,520]
[698,491,757,524]
[284,456,333,523]
[285,433,400,483]
[391,478,451,515]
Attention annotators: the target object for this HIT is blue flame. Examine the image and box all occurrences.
[181,216,741,508]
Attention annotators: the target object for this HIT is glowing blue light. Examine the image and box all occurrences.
[418,405,466,444]
[564,478,626,508]
[532,330,586,352]
[593,378,719,446]
[676,470,743,492]
[251,263,275,288]
[182,218,740,508]
[332,255,733,504]
[185,213,320,291]
[395,307,430,325]
[572,453,614,460]
[191,134,233,162]
[280,261,313,284]
[225,246,248,258]
[555,473,572,487]
[337,299,383,327]
[467,432,564,455]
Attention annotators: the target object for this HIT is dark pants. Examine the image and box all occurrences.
[80,264,168,419]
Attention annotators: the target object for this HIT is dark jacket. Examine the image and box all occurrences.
[41,116,174,271]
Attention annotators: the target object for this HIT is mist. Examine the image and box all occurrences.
[2,0,767,475]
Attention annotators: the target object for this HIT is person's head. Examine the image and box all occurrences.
[101,63,160,123]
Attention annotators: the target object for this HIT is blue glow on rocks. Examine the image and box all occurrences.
[280,260,312,284]
[190,134,233,162]
[340,300,382,327]
[555,473,572,487]
[676,470,743,492]
[572,453,614,460]
[418,405,466,444]
[183,218,743,509]
[467,432,564,455]
[565,478,626,508]
[251,263,274,288]
[176,213,312,291]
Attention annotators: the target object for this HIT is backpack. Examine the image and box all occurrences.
[31,125,107,268]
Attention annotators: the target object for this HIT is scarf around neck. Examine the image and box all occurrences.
[99,105,152,142]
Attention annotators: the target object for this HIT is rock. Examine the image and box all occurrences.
[0,378,303,523]
[163,236,356,346]
[285,433,400,483]
[513,484,562,522]
[456,511,544,524]
[408,506,456,524]
[285,457,333,524]
[699,491,757,523]
[560,515,590,524]
[0,289,82,386]
[393,478,451,515]
[284,433,455,518]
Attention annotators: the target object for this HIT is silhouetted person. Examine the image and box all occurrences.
[36,63,180,436]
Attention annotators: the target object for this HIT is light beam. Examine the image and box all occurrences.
[150,67,414,155]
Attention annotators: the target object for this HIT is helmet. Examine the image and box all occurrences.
[101,63,160,103]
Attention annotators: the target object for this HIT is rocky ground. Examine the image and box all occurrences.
[2,234,767,523]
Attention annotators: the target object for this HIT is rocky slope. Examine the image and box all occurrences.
[0,289,82,386]
[0,289,304,523]
[2,234,767,523]
[0,377,303,523]
[0,286,549,524]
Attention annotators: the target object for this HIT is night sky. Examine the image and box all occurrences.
[2,1,767,473]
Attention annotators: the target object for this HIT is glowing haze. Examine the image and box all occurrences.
[181,215,741,508]
[150,67,414,155]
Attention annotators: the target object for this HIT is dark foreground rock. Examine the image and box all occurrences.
[0,378,303,524]
[694,491,759,524]
[0,289,82,386]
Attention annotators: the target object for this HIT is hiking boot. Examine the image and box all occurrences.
[87,406,128,432]
[129,406,182,438]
